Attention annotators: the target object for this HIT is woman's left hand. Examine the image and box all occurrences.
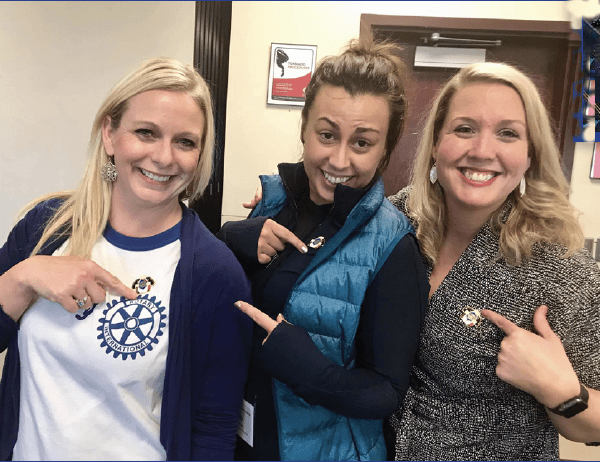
[482,305,581,408]
[235,300,288,343]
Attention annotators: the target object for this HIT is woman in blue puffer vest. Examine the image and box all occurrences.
[218,38,429,461]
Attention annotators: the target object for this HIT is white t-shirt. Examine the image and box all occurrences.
[13,222,181,460]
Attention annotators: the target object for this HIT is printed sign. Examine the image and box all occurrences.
[267,43,317,106]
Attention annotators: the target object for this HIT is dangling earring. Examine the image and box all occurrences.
[101,157,118,183]
[429,163,438,185]
[519,176,526,196]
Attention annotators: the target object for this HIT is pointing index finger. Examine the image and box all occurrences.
[235,300,278,334]
[272,223,308,254]
[481,309,519,335]
[97,270,137,299]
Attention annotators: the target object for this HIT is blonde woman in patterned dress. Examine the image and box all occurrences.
[387,62,600,460]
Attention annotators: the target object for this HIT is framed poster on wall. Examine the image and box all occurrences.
[592,143,600,179]
[267,43,317,106]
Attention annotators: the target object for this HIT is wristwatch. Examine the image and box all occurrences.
[547,383,589,418]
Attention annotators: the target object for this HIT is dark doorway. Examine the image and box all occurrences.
[361,15,581,196]
[191,1,232,233]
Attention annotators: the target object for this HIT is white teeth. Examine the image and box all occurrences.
[140,169,171,182]
[463,170,495,182]
[323,171,351,184]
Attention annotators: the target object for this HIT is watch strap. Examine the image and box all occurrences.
[547,383,589,418]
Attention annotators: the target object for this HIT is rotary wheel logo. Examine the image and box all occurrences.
[97,294,166,360]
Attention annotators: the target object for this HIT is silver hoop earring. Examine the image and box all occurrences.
[519,176,526,196]
[429,164,438,184]
[101,158,118,183]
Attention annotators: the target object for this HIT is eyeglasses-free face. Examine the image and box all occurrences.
[433,82,531,219]
[301,85,390,205]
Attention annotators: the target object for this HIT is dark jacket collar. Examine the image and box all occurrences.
[276,162,377,226]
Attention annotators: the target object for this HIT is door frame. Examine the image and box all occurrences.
[191,1,233,233]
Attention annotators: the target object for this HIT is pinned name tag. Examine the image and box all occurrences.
[237,399,254,447]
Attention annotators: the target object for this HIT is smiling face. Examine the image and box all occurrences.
[102,89,205,215]
[301,85,390,205]
[433,82,531,219]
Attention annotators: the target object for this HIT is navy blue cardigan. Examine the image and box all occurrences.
[0,199,253,460]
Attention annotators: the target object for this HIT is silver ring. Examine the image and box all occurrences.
[75,296,88,308]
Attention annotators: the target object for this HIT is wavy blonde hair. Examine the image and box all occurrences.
[26,57,215,258]
[408,62,583,266]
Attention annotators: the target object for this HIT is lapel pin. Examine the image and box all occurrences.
[308,236,325,249]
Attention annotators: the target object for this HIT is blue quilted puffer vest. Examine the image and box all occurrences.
[250,173,413,461]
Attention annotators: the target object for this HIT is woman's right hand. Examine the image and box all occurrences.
[1,255,137,321]
[257,219,308,264]
[242,186,262,209]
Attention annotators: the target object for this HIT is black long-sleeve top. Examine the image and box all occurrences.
[218,163,428,460]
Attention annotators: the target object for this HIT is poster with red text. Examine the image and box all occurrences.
[267,43,317,106]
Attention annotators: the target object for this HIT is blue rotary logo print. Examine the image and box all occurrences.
[97,294,166,360]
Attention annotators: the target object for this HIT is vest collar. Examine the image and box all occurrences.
[276,162,378,226]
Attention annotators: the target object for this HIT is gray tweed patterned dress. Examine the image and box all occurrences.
[387,188,600,461]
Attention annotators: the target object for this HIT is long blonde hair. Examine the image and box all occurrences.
[27,57,215,258]
[408,62,583,266]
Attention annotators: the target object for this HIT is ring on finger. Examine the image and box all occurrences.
[75,295,88,308]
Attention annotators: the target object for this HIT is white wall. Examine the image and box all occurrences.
[0,1,196,243]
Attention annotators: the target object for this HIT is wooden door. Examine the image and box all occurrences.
[360,15,581,196]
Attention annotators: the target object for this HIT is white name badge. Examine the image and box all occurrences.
[237,399,254,447]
